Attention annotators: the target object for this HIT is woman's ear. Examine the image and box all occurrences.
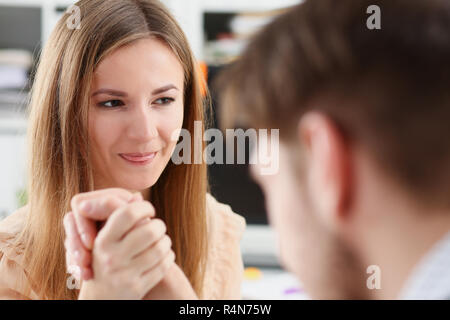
[298,111,352,230]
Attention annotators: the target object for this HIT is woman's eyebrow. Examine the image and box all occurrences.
[91,89,127,97]
[152,84,179,95]
[91,84,178,97]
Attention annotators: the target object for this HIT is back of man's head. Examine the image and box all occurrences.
[219,0,450,208]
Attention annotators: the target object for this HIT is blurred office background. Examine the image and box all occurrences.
[0,0,307,299]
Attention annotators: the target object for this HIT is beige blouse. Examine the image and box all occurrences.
[0,193,246,300]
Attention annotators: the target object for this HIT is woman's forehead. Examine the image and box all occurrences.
[91,38,184,92]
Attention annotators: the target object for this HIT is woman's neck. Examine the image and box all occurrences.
[140,188,150,201]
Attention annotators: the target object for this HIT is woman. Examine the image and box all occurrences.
[0,0,245,299]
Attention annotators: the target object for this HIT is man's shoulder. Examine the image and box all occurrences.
[400,231,450,300]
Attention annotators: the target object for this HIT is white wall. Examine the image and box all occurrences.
[0,0,302,59]
[0,115,27,218]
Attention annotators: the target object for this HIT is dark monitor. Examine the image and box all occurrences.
[207,65,268,225]
[0,5,42,54]
[0,5,42,92]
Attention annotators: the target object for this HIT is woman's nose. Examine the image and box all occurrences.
[126,103,158,141]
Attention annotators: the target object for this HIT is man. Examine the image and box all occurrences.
[217,0,450,299]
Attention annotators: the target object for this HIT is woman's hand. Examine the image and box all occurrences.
[76,199,175,299]
[65,188,141,280]
[64,188,197,299]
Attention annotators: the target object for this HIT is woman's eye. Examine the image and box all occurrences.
[154,97,175,105]
[98,100,124,108]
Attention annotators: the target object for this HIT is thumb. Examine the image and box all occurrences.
[130,192,151,228]
[129,192,144,202]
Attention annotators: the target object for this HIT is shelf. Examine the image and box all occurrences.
[0,0,304,60]
[202,0,302,13]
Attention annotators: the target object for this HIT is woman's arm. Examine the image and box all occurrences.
[0,251,34,300]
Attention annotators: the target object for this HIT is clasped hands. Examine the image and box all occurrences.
[63,188,197,299]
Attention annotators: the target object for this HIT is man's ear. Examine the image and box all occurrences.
[298,111,352,229]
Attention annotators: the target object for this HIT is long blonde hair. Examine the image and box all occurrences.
[14,0,209,299]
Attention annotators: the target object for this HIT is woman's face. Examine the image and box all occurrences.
[88,37,185,195]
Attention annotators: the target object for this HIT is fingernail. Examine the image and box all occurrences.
[79,201,92,213]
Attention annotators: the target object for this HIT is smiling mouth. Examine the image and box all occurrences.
[119,152,157,165]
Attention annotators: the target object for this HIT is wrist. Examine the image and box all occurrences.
[163,264,198,299]
[142,264,198,300]
[78,281,102,300]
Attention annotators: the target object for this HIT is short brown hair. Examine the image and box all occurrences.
[217,0,450,208]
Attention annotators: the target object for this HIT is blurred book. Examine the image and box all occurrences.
[230,11,279,38]
[203,10,286,65]
[0,49,33,89]
[0,65,28,89]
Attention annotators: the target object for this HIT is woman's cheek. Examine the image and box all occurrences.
[162,103,184,145]
[89,113,122,167]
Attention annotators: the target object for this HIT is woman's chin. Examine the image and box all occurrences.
[117,177,158,192]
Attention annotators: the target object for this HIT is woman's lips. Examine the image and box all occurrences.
[119,152,156,165]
